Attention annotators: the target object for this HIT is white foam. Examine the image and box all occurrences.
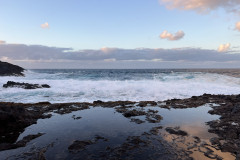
[0,72,240,103]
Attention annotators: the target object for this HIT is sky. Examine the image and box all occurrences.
[0,0,240,69]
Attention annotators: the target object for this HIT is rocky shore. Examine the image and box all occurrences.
[0,94,239,159]
[0,61,24,76]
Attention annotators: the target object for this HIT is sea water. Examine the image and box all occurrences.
[0,69,240,103]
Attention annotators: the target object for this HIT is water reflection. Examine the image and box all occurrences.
[0,105,235,160]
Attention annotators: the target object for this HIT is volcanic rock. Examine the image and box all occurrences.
[3,81,50,89]
[0,61,24,76]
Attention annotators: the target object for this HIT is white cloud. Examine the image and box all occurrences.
[160,30,185,41]
[41,22,49,29]
[159,0,240,13]
[236,21,240,31]
[218,43,231,52]
[0,40,6,44]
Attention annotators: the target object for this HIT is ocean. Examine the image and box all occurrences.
[0,69,240,103]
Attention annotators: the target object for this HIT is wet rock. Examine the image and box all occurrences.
[193,136,201,143]
[206,98,240,157]
[94,101,136,108]
[122,109,146,117]
[137,101,157,107]
[3,81,50,89]
[204,150,216,159]
[93,100,104,104]
[150,126,163,135]
[68,140,94,152]
[210,137,221,146]
[130,118,145,124]
[7,142,54,160]
[165,127,188,136]
[72,115,82,120]
[94,135,108,142]
[68,135,108,153]
[0,103,45,144]
[146,115,162,123]
[0,61,24,76]
[115,106,128,113]
[0,133,44,151]
[221,142,239,153]
[126,136,147,146]
[146,112,162,123]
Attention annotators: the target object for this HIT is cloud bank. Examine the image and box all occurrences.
[0,42,239,66]
[160,30,185,41]
[159,0,240,13]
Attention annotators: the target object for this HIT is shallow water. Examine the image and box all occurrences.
[0,104,234,160]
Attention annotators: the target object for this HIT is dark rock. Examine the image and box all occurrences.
[0,61,24,76]
[130,118,145,124]
[165,127,188,136]
[210,137,221,146]
[145,110,162,123]
[68,135,108,153]
[72,115,82,120]
[137,101,157,107]
[123,109,146,117]
[150,126,163,135]
[0,103,44,144]
[41,84,51,88]
[68,140,94,151]
[221,142,239,153]
[193,136,201,143]
[94,135,108,142]
[93,100,104,104]
[0,133,44,151]
[3,81,50,89]
[126,136,147,146]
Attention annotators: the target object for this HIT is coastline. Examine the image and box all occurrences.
[0,94,239,159]
[186,69,240,78]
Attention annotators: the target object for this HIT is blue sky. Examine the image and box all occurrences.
[0,0,240,68]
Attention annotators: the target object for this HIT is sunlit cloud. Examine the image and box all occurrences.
[159,0,240,13]
[218,43,231,52]
[0,40,6,44]
[101,47,117,53]
[236,21,240,31]
[160,30,185,41]
[41,22,49,29]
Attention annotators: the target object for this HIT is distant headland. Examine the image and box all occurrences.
[0,61,24,76]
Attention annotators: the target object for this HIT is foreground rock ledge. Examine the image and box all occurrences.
[0,93,239,157]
